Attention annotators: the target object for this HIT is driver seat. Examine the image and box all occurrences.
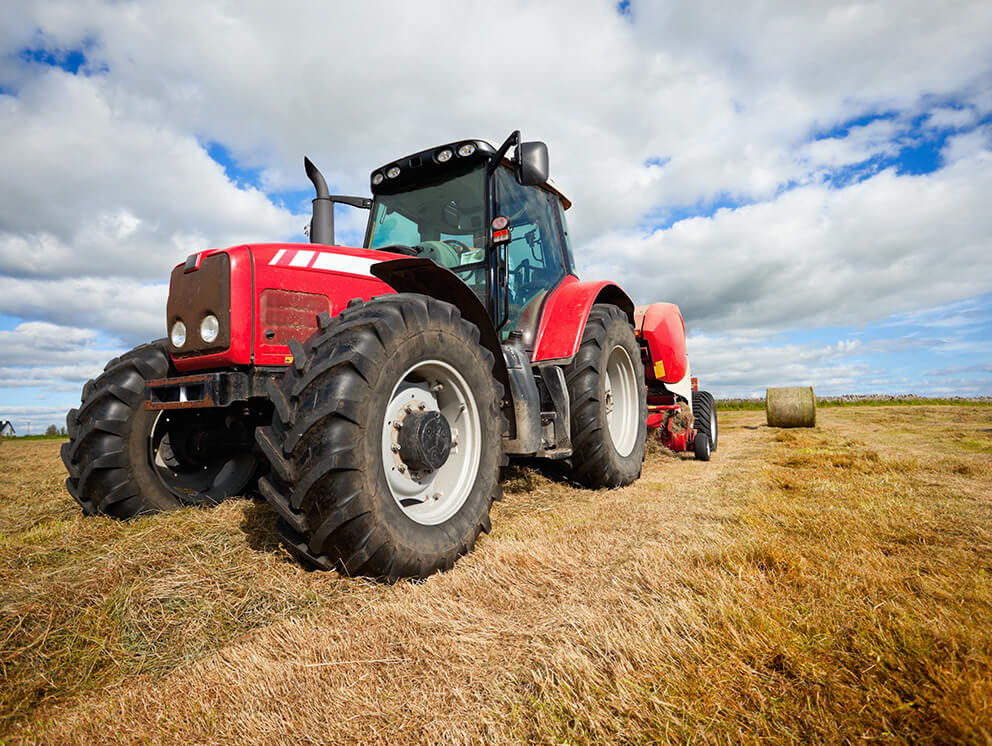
[416,240,462,269]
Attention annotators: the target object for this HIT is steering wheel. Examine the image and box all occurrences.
[377,244,421,257]
[441,239,471,253]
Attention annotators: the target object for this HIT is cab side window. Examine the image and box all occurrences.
[555,199,576,272]
[495,168,567,337]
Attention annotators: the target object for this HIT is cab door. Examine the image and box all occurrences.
[494,167,570,344]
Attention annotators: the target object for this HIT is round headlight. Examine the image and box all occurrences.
[457,142,476,157]
[436,148,453,163]
[200,314,220,344]
[371,172,384,186]
[170,320,186,348]
[386,165,401,179]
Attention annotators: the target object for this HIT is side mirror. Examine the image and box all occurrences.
[516,141,549,186]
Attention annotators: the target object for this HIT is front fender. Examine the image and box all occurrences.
[370,258,510,408]
[531,276,635,363]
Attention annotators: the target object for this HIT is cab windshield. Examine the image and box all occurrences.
[366,165,488,298]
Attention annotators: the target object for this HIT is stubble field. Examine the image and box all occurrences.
[1,406,990,744]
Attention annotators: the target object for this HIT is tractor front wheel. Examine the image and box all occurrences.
[255,294,506,580]
[564,304,647,488]
[62,340,262,518]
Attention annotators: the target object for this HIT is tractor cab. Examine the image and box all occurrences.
[359,132,577,343]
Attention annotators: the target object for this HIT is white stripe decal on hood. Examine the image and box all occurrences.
[311,253,378,276]
[268,249,378,276]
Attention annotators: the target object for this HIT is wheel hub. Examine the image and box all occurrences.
[398,409,452,471]
[381,361,480,526]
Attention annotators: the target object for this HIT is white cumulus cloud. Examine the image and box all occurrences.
[0,0,989,410]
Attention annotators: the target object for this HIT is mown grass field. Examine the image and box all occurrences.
[1,406,990,744]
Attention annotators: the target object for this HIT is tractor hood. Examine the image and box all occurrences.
[168,243,398,373]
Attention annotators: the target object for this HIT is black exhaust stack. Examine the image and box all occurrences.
[305,157,334,245]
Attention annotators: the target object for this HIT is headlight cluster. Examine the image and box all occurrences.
[171,314,220,348]
[370,142,479,187]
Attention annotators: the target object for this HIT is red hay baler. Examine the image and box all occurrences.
[62,130,717,580]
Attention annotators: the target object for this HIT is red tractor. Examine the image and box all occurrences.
[61,131,717,579]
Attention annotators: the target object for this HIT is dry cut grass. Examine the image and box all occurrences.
[1,406,991,744]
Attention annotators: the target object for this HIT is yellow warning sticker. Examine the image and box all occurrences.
[653,360,666,378]
[284,356,294,364]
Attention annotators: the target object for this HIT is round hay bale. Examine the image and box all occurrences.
[766,386,816,428]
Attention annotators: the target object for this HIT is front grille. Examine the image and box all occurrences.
[167,253,232,357]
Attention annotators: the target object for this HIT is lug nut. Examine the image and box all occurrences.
[418,402,426,411]
[391,443,401,453]
[397,464,406,473]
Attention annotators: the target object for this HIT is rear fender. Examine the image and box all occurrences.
[531,276,635,364]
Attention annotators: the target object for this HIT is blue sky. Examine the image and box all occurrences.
[1,1,990,432]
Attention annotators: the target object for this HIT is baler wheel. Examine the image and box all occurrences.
[693,431,712,461]
[61,340,261,518]
[563,304,647,488]
[692,390,718,452]
[255,294,506,581]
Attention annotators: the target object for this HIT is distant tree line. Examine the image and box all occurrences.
[0,422,67,438]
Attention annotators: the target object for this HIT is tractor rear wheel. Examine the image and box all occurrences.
[692,390,718,452]
[62,340,262,519]
[564,304,647,488]
[255,294,505,581]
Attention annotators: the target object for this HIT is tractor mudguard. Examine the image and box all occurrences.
[531,276,635,364]
[370,258,512,411]
[634,302,689,384]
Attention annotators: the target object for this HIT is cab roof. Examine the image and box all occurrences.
[370,138,572,210]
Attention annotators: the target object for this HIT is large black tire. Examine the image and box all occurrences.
[62,341,184,518]
[564,304,647,488]
[692,390,718,452]
[255,294,506,581]
[62,340,262,519]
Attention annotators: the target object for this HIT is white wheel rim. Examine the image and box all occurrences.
[381,360,482,526]
[710,407,718,448]
[604,344,639,457]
